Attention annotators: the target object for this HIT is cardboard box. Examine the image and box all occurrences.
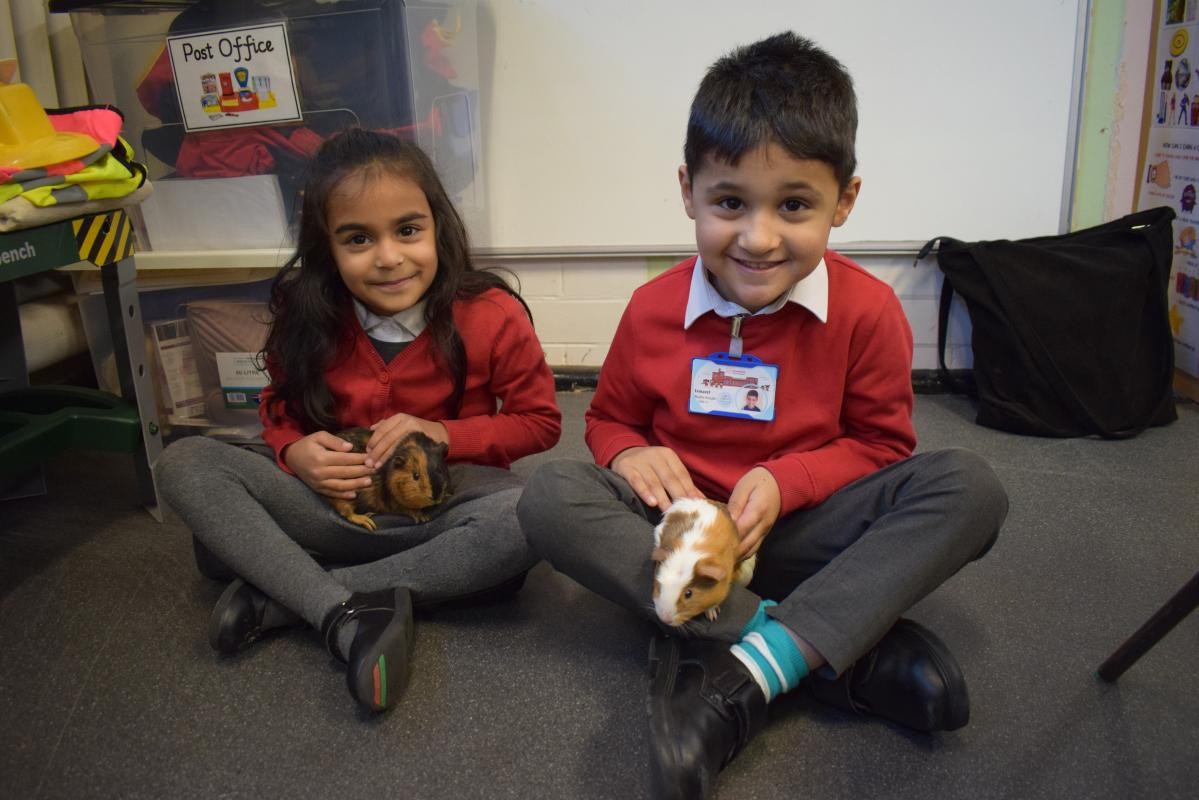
[75,271,275,438]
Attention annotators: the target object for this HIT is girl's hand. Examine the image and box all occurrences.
[727,466,781,559]
[366,413,449,469]
[283,431,373,500]
[611,445,705,510]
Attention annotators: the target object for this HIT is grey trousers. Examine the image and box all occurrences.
[158,436,537,629]
[517,448,1007,673]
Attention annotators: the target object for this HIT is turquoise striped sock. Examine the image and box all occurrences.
[729,600,810,702]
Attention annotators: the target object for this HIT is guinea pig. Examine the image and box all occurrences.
[651,497,757,627]
[326,428,451,531]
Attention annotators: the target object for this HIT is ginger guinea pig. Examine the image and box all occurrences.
[651,497,757,627]
[327,429,451,531]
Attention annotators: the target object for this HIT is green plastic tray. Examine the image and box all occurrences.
[0,385,142,475]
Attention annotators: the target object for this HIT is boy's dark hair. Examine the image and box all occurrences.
[684,31,858,187]
[263,128,529,431]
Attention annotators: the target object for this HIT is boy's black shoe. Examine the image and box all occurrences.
[806,618,969,732]
[647,635,767,800]
[209,578,297,654]
[321,587,415,713]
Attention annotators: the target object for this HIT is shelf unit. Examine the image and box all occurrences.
[0,208,164,520]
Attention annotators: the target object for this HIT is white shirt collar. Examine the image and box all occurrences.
[353,297,428,343]
[682,256,828,330]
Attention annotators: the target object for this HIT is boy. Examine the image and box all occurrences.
[517,32,1007,799]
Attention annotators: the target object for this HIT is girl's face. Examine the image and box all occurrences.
[326,170,438,317]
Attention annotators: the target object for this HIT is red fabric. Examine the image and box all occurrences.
[260,288,561,470]
[175,127,325,177]
[421,20,458,80]
[585,253,916,516]
[286,127,325,155]
[136,48,173,120]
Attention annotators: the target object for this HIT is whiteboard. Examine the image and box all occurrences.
[474,0,1085,250]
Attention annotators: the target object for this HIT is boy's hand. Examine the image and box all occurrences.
[611,446,704,510]
[283,431,373,500]
[366,413,448,469]
[727,466,781,559]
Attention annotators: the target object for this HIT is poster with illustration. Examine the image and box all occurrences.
[1137,0,1199,377]
[166,23,302,131]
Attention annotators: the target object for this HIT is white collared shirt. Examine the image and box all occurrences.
[352,297,428,342]
[682,256,829,330]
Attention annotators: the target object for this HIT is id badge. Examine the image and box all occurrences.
[689,353,778,421]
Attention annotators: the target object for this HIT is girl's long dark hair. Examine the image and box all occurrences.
[262,128,529,432]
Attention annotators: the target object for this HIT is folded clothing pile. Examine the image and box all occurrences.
[0,87,151,233]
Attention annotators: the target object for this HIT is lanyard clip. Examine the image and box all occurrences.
[729,314,747,358]
[730,314,746,339]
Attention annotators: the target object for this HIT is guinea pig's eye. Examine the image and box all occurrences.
[411,470,421,481]
[684,589,693,599]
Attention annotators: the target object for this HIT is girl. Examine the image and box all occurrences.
[158,129,561,713]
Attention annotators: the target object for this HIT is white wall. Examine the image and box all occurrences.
[492,252,970,371]
[476,0,1084,250]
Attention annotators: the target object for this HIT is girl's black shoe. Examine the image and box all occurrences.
[321,587,415,712]
[209,578,302,654]
[209,578,272,654]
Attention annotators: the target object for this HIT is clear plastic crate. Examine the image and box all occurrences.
[53,0,484,251]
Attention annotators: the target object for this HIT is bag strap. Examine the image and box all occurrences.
[937,274,954,376]
[914,236,944,265]
[975,231,1171,439]
[915,236,958,383]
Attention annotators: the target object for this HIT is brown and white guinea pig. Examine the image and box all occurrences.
[326,428,451,531]
[651,497,757,627]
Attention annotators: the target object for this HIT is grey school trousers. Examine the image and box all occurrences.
[158,436,536,629]
[517,448,1007,674]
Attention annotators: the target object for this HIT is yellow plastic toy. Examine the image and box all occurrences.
[0,62,99,171]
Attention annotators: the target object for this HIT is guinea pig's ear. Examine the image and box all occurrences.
[650,547,669,563]
[695,562,728,582]
[435,441,449,458]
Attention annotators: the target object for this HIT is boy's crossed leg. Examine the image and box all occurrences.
[519,450,1005,799]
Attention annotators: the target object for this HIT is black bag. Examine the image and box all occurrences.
[920,206,1178,438]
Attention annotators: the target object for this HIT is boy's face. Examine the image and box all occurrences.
[679,142,860,313]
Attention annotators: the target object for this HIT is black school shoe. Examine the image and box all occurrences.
[209,578,299,654]
[647,635,767,800]
[806,618,969,732]
[321,587,415,713]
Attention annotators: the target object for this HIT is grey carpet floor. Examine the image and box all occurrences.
[1,392,1196,800]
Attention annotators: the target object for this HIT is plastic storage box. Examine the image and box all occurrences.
[75,269,275,437]
[51,0,484,252]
